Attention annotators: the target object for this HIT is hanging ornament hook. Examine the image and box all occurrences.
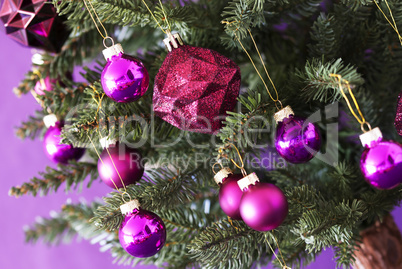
[227,143,247,177]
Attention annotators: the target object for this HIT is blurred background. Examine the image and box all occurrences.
[1,28,402,269]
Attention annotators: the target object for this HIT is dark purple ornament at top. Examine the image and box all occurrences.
[214,168,243,220]
[43,122,85,164]
[238,173,288,231]
[360,127,402,189]
[101,44,149,103]
[275,106,321,164]
[0,0,70,52]
[119,207,166,258]
[97,143,144,189]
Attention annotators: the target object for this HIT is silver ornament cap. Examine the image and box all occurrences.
[237,172,260,191]
[359,127,383,148]
[43,114,58,128]
[99,137,117,149]
[274,106,294,123]
[120,199,140,215]
[102,43,124,61]
[214,167,233,184]
[163,30,184,52]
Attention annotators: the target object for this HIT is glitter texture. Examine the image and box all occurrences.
[0,0,70,52]
[395,90,402,136]
[153,44,241,134]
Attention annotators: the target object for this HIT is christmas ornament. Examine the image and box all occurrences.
[274,106,321,164]
[97,143,144,189]
[395,90,402,136]
[153,31,241,134]
[214,167,243,220]
[238,173,288,231]
[119,199,166,258]
[360,127,402,189]
[34,76,55,96]
[101,43,149,103]
[43,121,85,163]
[0,0,70,52]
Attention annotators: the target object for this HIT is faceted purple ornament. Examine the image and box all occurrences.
[215,170,244,220]
[275,106,321,164]
[238,173,288,231]
[97,143,144,189]
[43,122,85,163]
[119,208,166,258]
[101,44,149,103]
[360,128,402,189]
[0,0,70,52]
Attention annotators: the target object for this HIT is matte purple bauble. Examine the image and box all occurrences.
[97,144,144,189]
[275,115,321,164]
[101,53,149,103]
[239,182,288,231]
[219,174,244,220]
[43,122,85,164]
[119,208,166,258]
[360,140,402,189]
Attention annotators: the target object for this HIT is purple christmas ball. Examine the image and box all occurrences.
[101,53,149,103]
[239,182,288,231]
[119,208,166,258]
[275,115,321,164]
[360,140,402,189]
[34,77,54,96]
[43,122,85,164]
[97,144,144,189]
[219,174,244,220]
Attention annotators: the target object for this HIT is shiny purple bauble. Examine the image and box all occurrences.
[219,174,244,220]
[97,144,144,189]
[119,208,166,258]
[101,53,149,103]
[275,115,321,164]
[43,122,85,164]
[360,139,402,189]
[34,77,54,96]
[239,183,288,231]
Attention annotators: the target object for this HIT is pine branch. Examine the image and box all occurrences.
[9,161,98,197]
[91,165,209,231]
[15,110,46,140]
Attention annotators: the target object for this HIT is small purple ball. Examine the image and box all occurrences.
[239,182,288,231]
[101,53,149,103]
[34,77,54,96]
[119,209,166,258]
[43,122,85,164]
[219,174,244,220]
[97,144,144,189]
[360,140,402,189]
[275,115,321,164]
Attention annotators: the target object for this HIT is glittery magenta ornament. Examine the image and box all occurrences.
[153,31,241,134]
[359,127,402,189]
[395,90,402,136]
[214,168,243,220]
[119,200,166,258]
[274,106,321,164]
[101,43,149,103]
[238,173,288,231]
[0,0,70,52]
[43,121,85,163]
[97,143,144,189]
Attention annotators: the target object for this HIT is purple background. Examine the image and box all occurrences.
[1,30,401,268]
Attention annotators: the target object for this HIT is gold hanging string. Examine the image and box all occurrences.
[330,74,372,132]
[373,0,402,46]
[212,162,224,174]
[141,0,171,34]
[265,233,291,269]
[222,21,282,110]
[82,0,113,47]
[227,143,247,177]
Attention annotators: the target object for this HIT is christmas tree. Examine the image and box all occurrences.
[4,0,402,268]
